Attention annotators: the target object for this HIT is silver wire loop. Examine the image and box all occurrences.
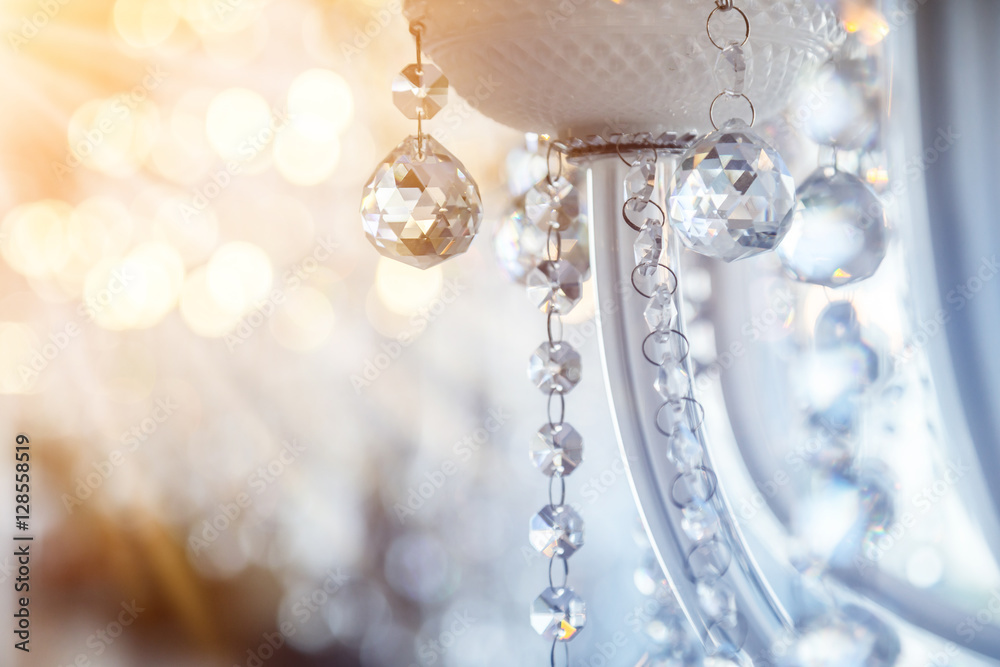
[685,536,733,582]
[641,329,690,366]
[545,143,563,187]
[615,135,657,167]
[622,198,666,233]
[707,612,750,654]
[630,262,678,298]
[654,397,706,436]
[709,92,755,130]
[547,389,565,428]
[706,4,750,50]
[547,310,563,347]
[550,638,569,666]
[548,472,566,507]
[409,21,425,71]
[670,466,719,508]
[548,554,569,589]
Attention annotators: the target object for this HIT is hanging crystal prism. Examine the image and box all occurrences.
[361,135,483,269]
[644,285,677,332]
[669,121,796,262]
[635,221,664,265]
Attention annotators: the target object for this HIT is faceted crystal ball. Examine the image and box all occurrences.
[778,168,887,287]
[361,135,483,269]
[668,121,796,262]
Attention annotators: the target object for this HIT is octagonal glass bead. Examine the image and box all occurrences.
[392,63,448,120]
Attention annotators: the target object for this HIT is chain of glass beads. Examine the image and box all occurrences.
[391,22,448,153]
[620,132,750,658]
[707,0,754,130]
[524,145,587,665]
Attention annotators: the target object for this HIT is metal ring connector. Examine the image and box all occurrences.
[709,92,755,130]
[545,143,563,187]
[706,5,750,50]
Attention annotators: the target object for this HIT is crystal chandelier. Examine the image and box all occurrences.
[359,0,998,665]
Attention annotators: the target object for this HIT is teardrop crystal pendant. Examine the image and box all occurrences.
[668,121,796,262]
[361,135,483,269]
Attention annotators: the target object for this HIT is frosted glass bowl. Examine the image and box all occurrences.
[406,0,842,136]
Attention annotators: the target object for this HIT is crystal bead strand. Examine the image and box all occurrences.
[360,21,483,269]
[622,141,749,659]
[668,0,796,263]
[526,146,586,666]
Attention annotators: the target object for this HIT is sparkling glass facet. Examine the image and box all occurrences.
[644,330,686,366]
[668,424,703,471]
[624,196,664,228]
[656,399,687,436]
[682,500,719,541]
[525,177,579,231]
[633,262,675,297]
[531,423,584,476]
[778,168,887,287]
[526,259,583,313]
[552,219,592,281]
[635,221,664,265]
[361,135,482,269]
[531,587,586,641]
[644,285,677,331]
[528,342,581,393]
[626,159,657,201]
[714,41,749,95]
[392,63,448,120]
[655,364,689,401]
[529,504,585,558]
[669,122,796,262]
